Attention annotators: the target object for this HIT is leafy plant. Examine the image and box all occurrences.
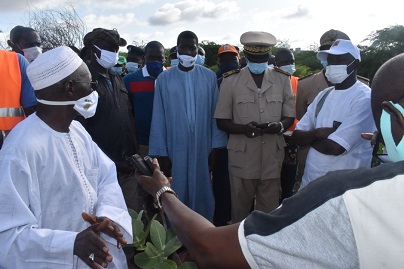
[125,209,155,251]
[126,209,198,269]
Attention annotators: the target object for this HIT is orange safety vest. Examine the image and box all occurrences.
[0,51,24,131]
[287,75,299,132]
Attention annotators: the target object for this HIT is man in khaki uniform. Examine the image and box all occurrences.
[295,29,370,187]
[215,31,295,223]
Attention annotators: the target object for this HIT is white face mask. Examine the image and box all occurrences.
[37,91,99,119]
[325,60,355,84]
[126,62,140,73]
[380,101,404,162]
[177,52,197,68]
[94,45,118,69]
[23,46,42,63]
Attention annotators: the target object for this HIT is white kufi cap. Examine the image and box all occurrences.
[27,46,83,91]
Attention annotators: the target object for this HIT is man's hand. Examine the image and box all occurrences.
[314,127,336,140]
[262,122,281,135]
[137,158,171,197]
[361,131,378,147]
[82,212,127,249]
[243,121,261,138]
[74,219,113,269]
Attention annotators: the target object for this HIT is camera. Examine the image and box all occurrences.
[126,154,154,176]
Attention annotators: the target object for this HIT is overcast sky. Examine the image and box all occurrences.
[1,0,403,52]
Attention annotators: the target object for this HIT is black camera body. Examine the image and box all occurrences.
[126,154,154,176]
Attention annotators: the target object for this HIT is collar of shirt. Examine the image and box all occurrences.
[142,65,166,78]
[142,65,150,77]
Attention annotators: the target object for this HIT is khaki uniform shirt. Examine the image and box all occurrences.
[215,67,295,179]
[295,71,329,121]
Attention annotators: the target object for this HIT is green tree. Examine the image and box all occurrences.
[272,46,322,78]
[359,25,404,81]
[199,40,220,67]
[294,50,322,77]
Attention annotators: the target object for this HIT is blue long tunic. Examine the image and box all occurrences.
[149,65,228,221]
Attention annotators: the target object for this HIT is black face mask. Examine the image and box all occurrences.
[219,62,239,74]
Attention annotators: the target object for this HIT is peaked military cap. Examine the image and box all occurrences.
[319,29,350,51]
[240,31,277,55]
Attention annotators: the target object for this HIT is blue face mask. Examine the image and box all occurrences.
[320,60,328,69]
[146,61,164,77]
[247,62,267,74]
[170,59,179,66]
[219,62,240,74]
[380,101,404,162]
[111,66,123,75]
[126,62,140,73]
[196,54,205,65]
[280,64,296,75]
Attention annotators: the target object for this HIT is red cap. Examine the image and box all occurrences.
[217,44,239,57]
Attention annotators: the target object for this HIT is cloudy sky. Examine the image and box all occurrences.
[1,0,403,52]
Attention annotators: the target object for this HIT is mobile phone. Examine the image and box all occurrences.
[126,154,154,176]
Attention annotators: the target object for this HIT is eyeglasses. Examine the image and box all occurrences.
[72,80,98,90]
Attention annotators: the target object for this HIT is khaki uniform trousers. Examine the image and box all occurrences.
[229,169,280,223]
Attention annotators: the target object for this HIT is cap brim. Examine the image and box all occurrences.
[316,48,348,61]
[118,38,127,47]
[244,51,270,63]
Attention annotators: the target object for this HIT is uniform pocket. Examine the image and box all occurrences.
[227,136,246,168]
[236,94,255,118]
[265,94,283,117]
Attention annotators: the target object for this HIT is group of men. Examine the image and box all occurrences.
[0,23,398,269]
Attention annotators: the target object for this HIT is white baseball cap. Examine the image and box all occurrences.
[317,39,361,62]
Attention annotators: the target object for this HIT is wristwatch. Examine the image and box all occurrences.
[277,122,284,135]
[155,186,178,209]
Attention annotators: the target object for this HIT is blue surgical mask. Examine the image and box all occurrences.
[111,67,123,75]
[320,60,328,69]
[196,54,205,65]
[171,59,179,66]
[280,64,296,75]
[247,62,267,74]
[146,61,164,77]
[126,62,140,73]
[380,101,404,162]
